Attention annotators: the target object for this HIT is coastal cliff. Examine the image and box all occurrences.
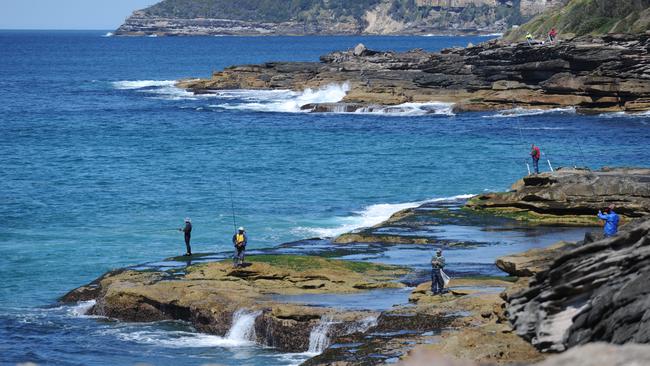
[114,0,561,36]
[178,33,650,115]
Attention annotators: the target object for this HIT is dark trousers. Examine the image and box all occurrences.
[233,246,245,265]
[431,268,444,294]
[533,158,540,174]
[184,234,192,255]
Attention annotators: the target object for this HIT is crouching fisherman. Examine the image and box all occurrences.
[232,227,247,268]
[431,249,447,295]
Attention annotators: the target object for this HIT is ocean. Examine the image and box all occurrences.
[0,30,649,365]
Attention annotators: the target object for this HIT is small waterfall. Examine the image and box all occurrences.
[308,316,335,354]
[225,309,261,343]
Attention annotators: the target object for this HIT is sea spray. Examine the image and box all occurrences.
[292,194,476,238]
[226,309,262,342]
[67,300,96,317]
[308,315,336,354]
[213,83,350,113]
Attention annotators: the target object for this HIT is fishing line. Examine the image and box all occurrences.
[227,175,238,232]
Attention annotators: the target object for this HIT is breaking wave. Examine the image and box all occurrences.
[598,110,650,119]
[112,80,197,100]
[292,194,475,238]
[112,80,176,90]
[487,107,576,118]
[351,102,454,116]
[212,83,350,113]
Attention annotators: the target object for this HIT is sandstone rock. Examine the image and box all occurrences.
[178,33,650,114]
[496,242,577,277]
[467,167,650,224]
[61,255,407,352]
[507,217,650,352]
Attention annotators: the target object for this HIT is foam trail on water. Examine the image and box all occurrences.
[226,309,262,342]
[598,110,650,118]
[308,316,335,354]
[109,329,250,348]
[352,102,454,116]
[292,194,475,238]
[112,80,176,90]
[487,107,576,118]
[102,32,114,37]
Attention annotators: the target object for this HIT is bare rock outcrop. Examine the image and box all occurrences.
[179,33,650,114]
[506,217,650,352]
[467,167,650,224]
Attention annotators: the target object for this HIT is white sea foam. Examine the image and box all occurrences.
[102,32,114,37]
[598,110,650,118]
[213,83,350,113]
[292,194,475,238]
[67,300,96,317]
[111,329,251,348]
[352,102,454,116]
[480,33,504,37]
[487,107,576,118]
[112,80,176,90]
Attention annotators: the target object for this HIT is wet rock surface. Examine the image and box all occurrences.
[178,34,650,113]
[467,167,650,224]
[507,216,650,352]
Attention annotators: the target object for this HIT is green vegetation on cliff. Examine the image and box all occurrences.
[143,0,383,22]
[140,0,525,28]
[505,0,650,40]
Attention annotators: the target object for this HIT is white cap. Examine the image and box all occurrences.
[238,227,244,231]
[184,217,191,223]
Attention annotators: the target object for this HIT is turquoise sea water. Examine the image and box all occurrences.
[1,31,649,365]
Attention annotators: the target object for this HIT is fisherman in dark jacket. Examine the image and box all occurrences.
[179,218,192,256]
[232,227,247,268]
[431,249,446,295]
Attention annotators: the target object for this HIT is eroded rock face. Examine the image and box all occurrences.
[61,256,407,352]
[506,217,650,352]
[178,34,650,113]
[467,167,650,224]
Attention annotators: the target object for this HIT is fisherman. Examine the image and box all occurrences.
[530,144,541,174]
[232,226,247,268]
[431,249,446,295]
[526,32,534,45]
[179,217,192,256]
[548,28,557,42]
[598,204,620,237]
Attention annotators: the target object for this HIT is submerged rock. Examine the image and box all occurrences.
[506,217,650,352]
[178,34,650,114]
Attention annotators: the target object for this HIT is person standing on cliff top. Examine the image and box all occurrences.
[530,144,541,174]
[598,204,620,237]
[232,227,247,268]
[548,28,558,42]
[431,249,446,295]
[179,218,192,256]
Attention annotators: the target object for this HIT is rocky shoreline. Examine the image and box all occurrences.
[61,168,650,364]
[177,33,650,114]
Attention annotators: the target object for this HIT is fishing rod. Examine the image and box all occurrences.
[227,175,238,232]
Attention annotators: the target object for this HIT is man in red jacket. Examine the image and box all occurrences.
[530,144,541,174]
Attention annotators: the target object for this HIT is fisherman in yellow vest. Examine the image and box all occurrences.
[232,227,248,268]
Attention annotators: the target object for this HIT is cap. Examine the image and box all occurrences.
[184,217,191,223]
[238,226,245,231]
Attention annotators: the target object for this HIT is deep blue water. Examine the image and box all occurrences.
[1,31,649,365]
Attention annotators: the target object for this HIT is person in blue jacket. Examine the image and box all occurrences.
[597,204,620,237]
